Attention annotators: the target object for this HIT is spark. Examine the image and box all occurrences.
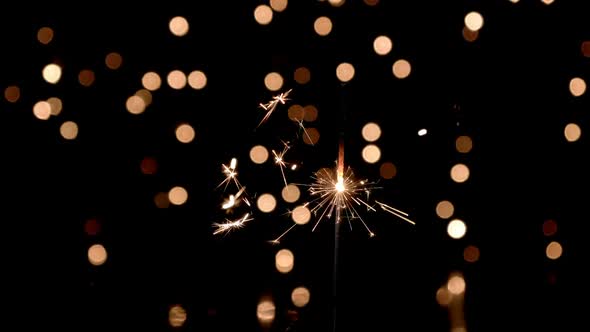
[213,213,253,235]
[217,158,242,191]
[376,200,415,225]
[222,187,247,210]
[272,141,292,188]
[296,119,315,146]
[257,88,292,128]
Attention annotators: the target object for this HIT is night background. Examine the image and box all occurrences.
[1,1,588,331]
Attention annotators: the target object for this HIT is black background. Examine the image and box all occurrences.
[1,1,589,331]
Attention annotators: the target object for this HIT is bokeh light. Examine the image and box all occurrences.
[176,124,196,143]
[168,305,187,327]
[303,128,320,145]
[188,70,207,90]
[254,5,273,25]
[463,26,479,42]
[4,86,20,103]
[436,200,454,219]
[436,287,452,307]
[60,121,79,140]
[250,145,269,164]
[141,157,158,175]
[294,67,311,84]
[464,11,484,31]
[291,286,311,307]
[362,144,381,163]
[447,274,466,295]
[281,184,301,203]
[154,192,170,208]
[126,95,146,115]
[336,62,355,82]
[135,89,152,106]
[288,104,304,122]
[329,0,345,7]
[451,163,470,183]
[33,101,51,120]
[569,77,586,97]
[257,193,277,213]
[37,27,54,45]
[379,162,397,179]
[303,105,318,122]
[105,52,123,70]
[564,123,581,142]
[392,59,411,79]
[43,63,62,84]
[373,35,393,55]
[447,219,467,239]
[270,0,288,12]
[456,136,473,153]
[257,298,276,326]
[78,69,95,87]
[88,244,107,266]
[47,97,63,115]
[418,129,428,136]
[362,122,381,142]
[314,16,332,36]
[169,186,188,205]
[364,0,379,5]
[463,245,480,263]
[542,219,558,237]
[167,70,187,89]
[292,205,311,225]
[275,248,294,273]
[169,16,189,36]
[142,72,162,91]
[264,72,284,91]
[582,41,590,57]
[546,241,562,260]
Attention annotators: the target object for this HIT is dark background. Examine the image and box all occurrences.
[1,1,588,331]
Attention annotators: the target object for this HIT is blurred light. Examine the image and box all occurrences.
[336,62,355,82]
[329,0,345,7]
[257,298,276,326]
[126,95,146,115]
[254,5,273,25]
[43,63,62,84]
[169,186,188,205]
[135,89,152,106]
[379,162,397,179]
[291,286,310,307]
[275,248,294,273]
[88,244,107,266]
[314,16,332,36]
[60,121,78,140]
[142,72,162,91]
[37,27,54,45]
[509,0,520,3]
[33,101,51,120]
[281,184,300,203]
[436,200,454,219]
[168,305,187,327]
[418,128,427,136]
[270,0,288,12]
[541,0,554,4]
[257,193,277,213]
[436,287,452,307]
[450,163,470,183]
[303,127,320,145]
[4,86,20,103]
[250,145,269,164]
[84,219,101,236]
[542,219,557,236]
[78,69,95,87]
[288,104,304,122]
[462,26,479,42]
[392,59,411,79]
[294,67,311,84]
[463,245,480,263]
[564,123,581,142]
[167,70,187,89]
[292,205,311,225]
[362,122,381,142]
[464,11,484,31]
[364,0,379,6]
[447,274,466,295]
[47,97,63,116]
[176,124,195,143]
[169,16,189,36]
[188,70,207,90]
[362,144,381,163]
[141,157,158,175]
[373,35,393,55]
[582,41,590,57]
[303,105,318,122]
[264,72,284,91]
[569,77,586,97]
[154,192,170,208]
[546,241,562,259]
[105,52,123,70]
[447,219,467,239]
[456,136,473,153]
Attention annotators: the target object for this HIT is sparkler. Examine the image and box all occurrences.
[257,88,292,128]
[213,213,253,235]
[217,157,242,191]
[272,141,293,188]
